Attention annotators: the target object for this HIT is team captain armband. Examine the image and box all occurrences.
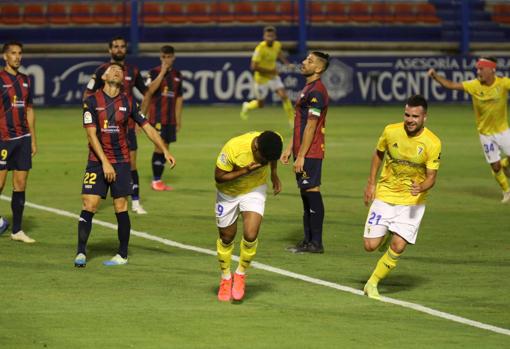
[86,76,96,90]
[309,107,321,117]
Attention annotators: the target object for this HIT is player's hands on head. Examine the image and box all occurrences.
[427,68,436,78]
[102,162,116,183]
[363,183,376,206]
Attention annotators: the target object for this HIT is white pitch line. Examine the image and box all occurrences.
[2,195,509,337]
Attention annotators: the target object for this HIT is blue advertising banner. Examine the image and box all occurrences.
[20,55,510,106]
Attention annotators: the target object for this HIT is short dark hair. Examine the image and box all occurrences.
[109,62,124,70]
[406,94,428,112]
[479,56,497,63]
[109,36,126,48]
[311,51,330,72]
[160,45,175,54]
[264,26,276,34]
[2,41,22,53]
[257,131,283,161]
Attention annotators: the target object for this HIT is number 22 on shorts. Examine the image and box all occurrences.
[368,211,382,225]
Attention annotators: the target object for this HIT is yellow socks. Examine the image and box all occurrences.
[247,100,259,110]
[216,238,234,279]
[236,238,258,274]
[501,158,509,169]
[282,98,294,123]
[493,169,509,192]
[368,247,402,285]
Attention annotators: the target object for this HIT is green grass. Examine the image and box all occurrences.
[0,104,509,348]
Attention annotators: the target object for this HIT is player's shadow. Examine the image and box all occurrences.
[407,255,510,267]
[87,241,121,260]
[209,280,273,302]
[352,274,427,294]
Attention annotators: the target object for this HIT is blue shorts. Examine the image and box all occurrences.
[295,158,322,190]
[127,128,137,151]
[153,123,176,144]
[0,136,32,171]
[81,161,133,199]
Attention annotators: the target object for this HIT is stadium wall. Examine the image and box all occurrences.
[22,55,510,106]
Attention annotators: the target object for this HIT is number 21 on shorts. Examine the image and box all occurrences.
[368,211,382,225]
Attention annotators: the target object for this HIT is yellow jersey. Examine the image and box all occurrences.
[251,40,282,84]
[375,122,441,205]
[462,76,510,135]
[216,132,269,196]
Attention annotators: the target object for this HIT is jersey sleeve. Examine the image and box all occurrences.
[130,101,149,127]
[375,127,388,152]
[82,98,97,128]
[251,44,262,63]
[176,72,183,97]
[500,77,510,90]
[461,79,478,95]
[26,77,33,107]
[134,69,147,94]
[307,90,326,118]
[426,140,442,171]
[216,142,235,172]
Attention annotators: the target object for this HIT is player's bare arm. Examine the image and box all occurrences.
[27,106,37,156]
[270,160,281,195]
[280,134,293,164]
[294,117,318,173]
[214,163,262,183]
[141,123,176,167]
[175,96,183,132]
[411,169,438,196]
[428,68,464,91]
[251,61,276,78]
[364,150,385,206]
[85,127,116,182]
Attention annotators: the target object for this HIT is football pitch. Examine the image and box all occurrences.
[0,104,509,348]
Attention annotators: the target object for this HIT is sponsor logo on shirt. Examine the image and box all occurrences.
[125,76,132,81]
[119,107,127,111]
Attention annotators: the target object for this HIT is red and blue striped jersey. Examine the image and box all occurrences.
[83,90,148,164]
[147,67,183,126]
[0,70,32,141]
[292,79,329,159]
[87,62,147,130]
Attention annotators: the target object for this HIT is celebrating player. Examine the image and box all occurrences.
[85,36,149,214]
[0,41,37,243]
[141,45,183,191]
[74,63,175,267]
[428,57,510,203]
[215,131,282,302]
[362,95,441,300]
[240,26,295,126]
[281,51,330,254]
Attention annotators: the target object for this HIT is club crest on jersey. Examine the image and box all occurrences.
[219,153,228,165]
[417,146,424,155]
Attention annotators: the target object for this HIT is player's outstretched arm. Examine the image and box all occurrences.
[85,127,116,182]
[428,68,464,91]
[270,160,282,195]
[364,150,384,206]
[411,169,438,196]
[141,123,176,168]
[175,96,183,132]
[27,107,37,156]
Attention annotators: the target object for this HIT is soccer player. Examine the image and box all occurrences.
[281,51,330,253]
[240,26,295,126]
[141,45,183,191]
[428,57,510,203]
[363,95,441,300]
[74,63,175,267]
[215,131,282,302]
[0,41,36,243]
[85,36,148,214]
